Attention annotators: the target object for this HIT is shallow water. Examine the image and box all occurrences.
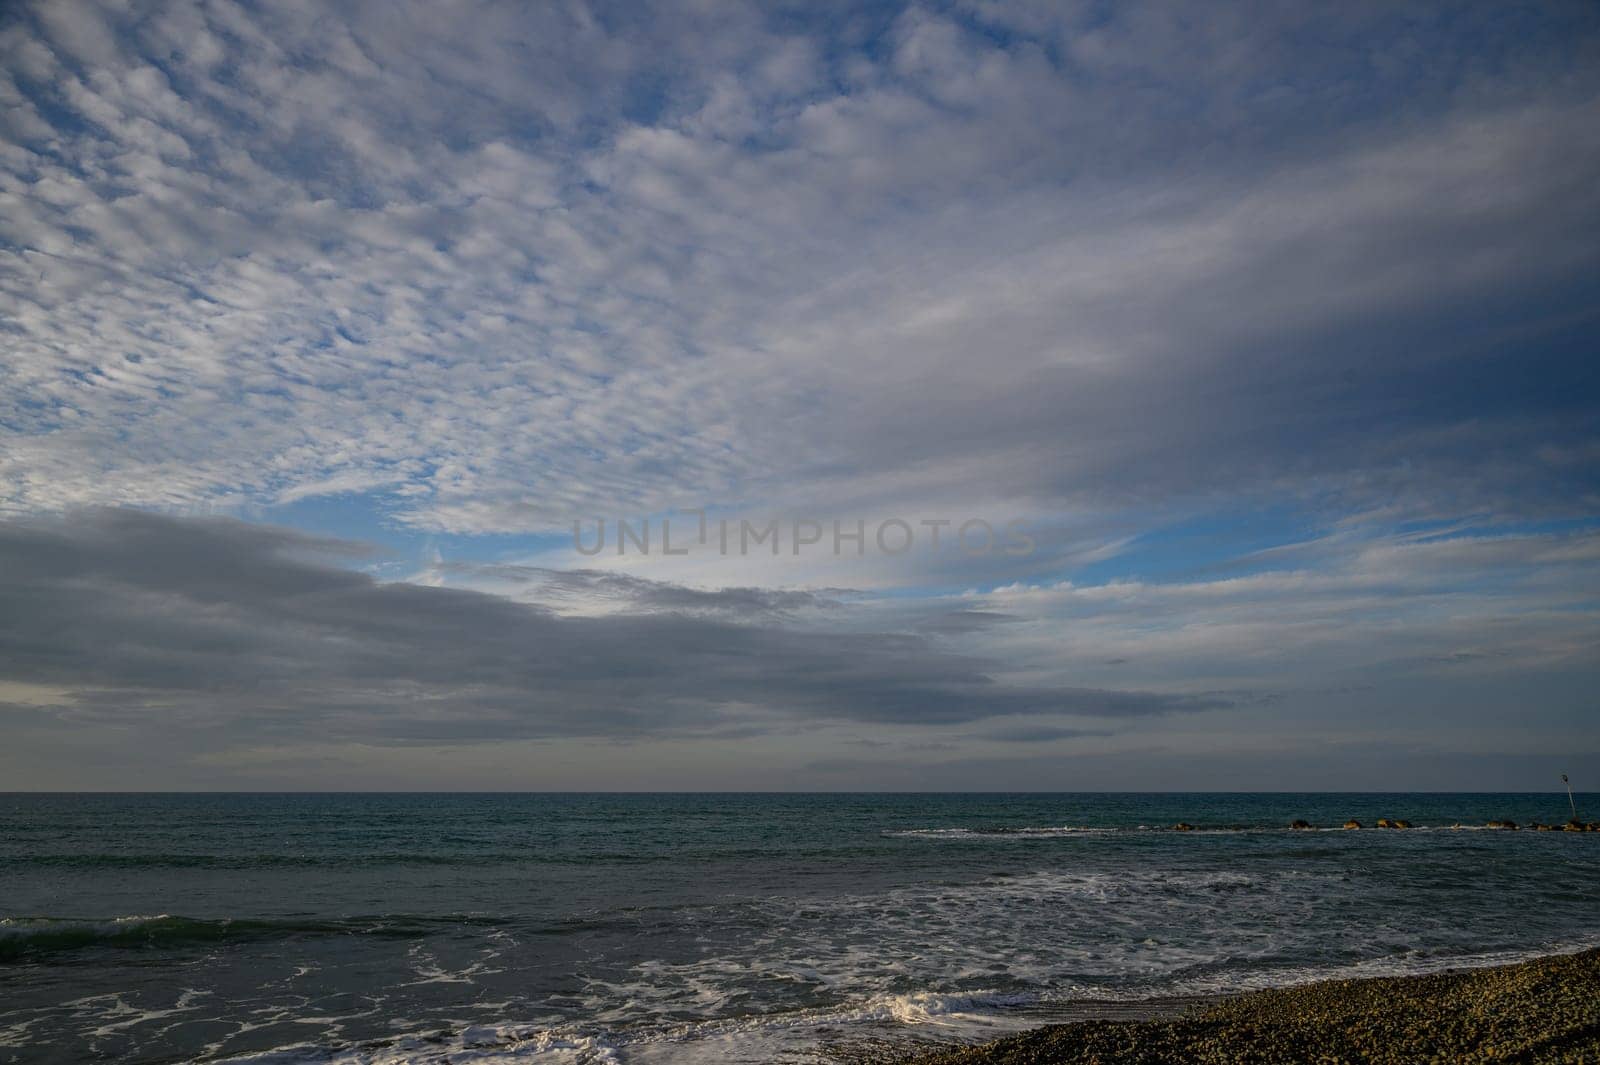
[2,793,1598,1063]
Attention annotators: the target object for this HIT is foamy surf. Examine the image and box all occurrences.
[8,793,1596,1063]
[199,938,1600,1064]
[210,1025,623,1064]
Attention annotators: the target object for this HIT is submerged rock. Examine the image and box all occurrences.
[1290,819,1312,830]
[1486,820,1519,830]
[1343,819,1362,830]
[1172,822,1196,832]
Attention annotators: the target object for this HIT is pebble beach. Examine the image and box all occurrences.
[890,949,1600,1065]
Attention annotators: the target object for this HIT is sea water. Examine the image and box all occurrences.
[2,792,1598,1063]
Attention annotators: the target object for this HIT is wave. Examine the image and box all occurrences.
[203,988,1063,1064]
[0,913,506,961]
[1146,935,1600,998]
[209,1024,625,1064]
[202,938,1600,1064]
[6,851,619,869]
[884,826,1117,838]
[883,822,1554,839]
[5,847,857,869]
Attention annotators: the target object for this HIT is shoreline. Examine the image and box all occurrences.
[869,948,1600,1064]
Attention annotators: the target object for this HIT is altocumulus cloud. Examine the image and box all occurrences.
[0,511,1227,746]
[0,1,1596,540]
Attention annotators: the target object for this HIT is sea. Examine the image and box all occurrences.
[3,792,1598,1064]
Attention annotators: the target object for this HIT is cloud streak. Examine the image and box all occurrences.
[0,511,1224,754]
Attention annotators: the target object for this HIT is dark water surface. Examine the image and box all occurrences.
[3,793,1598,1063]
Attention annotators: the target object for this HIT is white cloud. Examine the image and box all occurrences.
[0,0,1595,546]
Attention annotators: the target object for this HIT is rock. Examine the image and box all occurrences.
[1533,822,1553,831]
[1588,823,1600,832]
[1173,822,1195,832]
[1486,820,1519,830]
[1343,819,1361,830]
[1565,819,1587,832]
[1392,819,1412,829]
[1290,819,1312,830]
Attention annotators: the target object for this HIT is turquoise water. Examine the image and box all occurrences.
[2,793,1598,1063]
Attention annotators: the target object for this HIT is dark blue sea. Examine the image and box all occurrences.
[3,793,1598,1064]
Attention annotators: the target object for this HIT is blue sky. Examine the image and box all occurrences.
[0,0,1597,789]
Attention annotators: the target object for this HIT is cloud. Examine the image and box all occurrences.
[0,508,1592,789]
[0,510,1226,753]
[423,560,843,619]
[0,0,1595,546]
[969,724,1111,744]
[0,4,1597,787]
[960,523,1600,706]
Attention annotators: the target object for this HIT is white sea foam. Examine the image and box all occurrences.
[0,913,175,938]
[884,822,1558,838]
[26,822,1595,1065]
[39,859,1591,1065]
[212,1024,623,1064]
[201,935,1600,1064]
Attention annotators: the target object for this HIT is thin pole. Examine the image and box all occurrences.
[1563,773,1577,820]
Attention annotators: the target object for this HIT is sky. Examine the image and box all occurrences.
[1,0,1598,790]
